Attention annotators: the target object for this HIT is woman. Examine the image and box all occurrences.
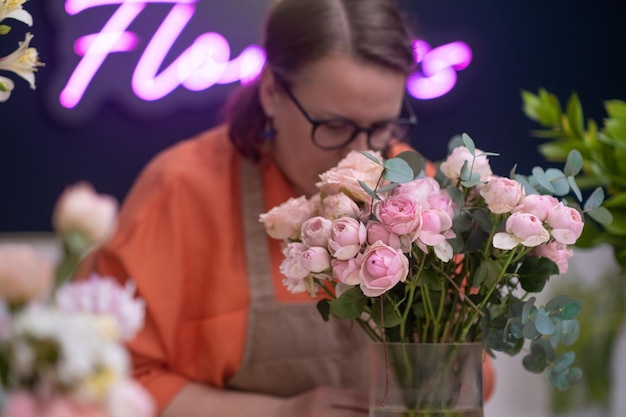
[91,0,492,416]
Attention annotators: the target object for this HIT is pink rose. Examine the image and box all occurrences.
[320,193,361,219]
[513,194,560,221]
[546,203,583,245]
[359,242,409,297]
[301,216,333,247]
[439,146,493,181]
[52,182,118,249]
[316,150,385,202]
[427,191,456,219]
[279,242,309,280]
[493,212,550,249]
[374,194,422,237]
[366,222,404,251]
[0,244,53,303]
[533,241,574,274]
[480,177,525,214]
[393,177,441,203]
[260,196,317,240]
[332,258,361,285]
[328,218,367,260]
[301,247,331,273]
[416,209,454,246]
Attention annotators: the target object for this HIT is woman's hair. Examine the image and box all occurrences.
[226,0,416,161]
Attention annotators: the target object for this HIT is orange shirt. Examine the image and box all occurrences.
[92,126,493,412]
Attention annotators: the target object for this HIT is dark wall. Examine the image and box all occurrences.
[1,1,625,231]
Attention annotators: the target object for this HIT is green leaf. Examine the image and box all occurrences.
[545,294,569,313]
[383,157,415,183]
[328,286,367,320]
[566,93,585,139]
[316,299,330,321]
[605,99,626,119]
[559,320,580,346]
[567,176,583,201]
[586,206,613,226]
[559,299,582,320]
[360,151,383,166]
[446,185,464,208]
[358,180,380,201]
[583,187,605,210]
[515,174,538,194]
[521,297,536,324]
[0,25,11,35]
[604,192,626,208]
[518,257,559,292]
[0,81,8,92]
[370,298,403,328]
[566,366,583,384]
[563,150,583,176]
[552,351,576,373]
[472,259,501,288]
[394,151,424,178]
[531,166,557,193]
[462,133,476,155]
[376,182,401,193]
[604,208,626,235]
[535,307,556,335]
[523,339,553,373]
[544,168,570,196]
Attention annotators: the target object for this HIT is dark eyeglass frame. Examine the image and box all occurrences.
[275,76,418,151]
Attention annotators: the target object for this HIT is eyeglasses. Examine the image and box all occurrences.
[276,77,417,151]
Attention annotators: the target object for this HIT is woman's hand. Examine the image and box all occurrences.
[278,387,368,417]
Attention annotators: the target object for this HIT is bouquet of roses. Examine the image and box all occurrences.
[260,134,612,390]
[0,183,154,417]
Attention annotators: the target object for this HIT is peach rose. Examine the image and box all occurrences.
[52,182,118,249]
[0,244,53,303]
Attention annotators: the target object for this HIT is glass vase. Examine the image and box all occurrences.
[368,342,484,417]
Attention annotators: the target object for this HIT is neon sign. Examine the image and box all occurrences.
[51,0,472,117]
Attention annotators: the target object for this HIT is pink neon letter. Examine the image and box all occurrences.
[407,41,472,100]
[60,1,145,108]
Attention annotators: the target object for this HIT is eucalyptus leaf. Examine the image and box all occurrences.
[394,151,424,178]
[552,351,576,373]
[559,319,580,346]
[545,294,569,313]
[587,206,614,226]
[583,187,605,210]
[462,133,476,155]
[567,176,583,201]
[523,339,551,373]
[360,151,383,166]
[515,174,539,195]
[544,168,570,196]
[358,180,380,201]
[521,297,536,324]
[559,299,582,320]
[383,158,415,184]
[535,307,555,335]
[563,150,583,176]
[531,166,557,193]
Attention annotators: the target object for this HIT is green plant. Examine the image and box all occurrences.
[521,88,626,268]
[522,88,626,413]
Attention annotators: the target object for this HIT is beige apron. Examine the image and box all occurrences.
[226,158,370,397]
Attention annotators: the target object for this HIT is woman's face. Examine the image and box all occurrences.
[260,54,408,197]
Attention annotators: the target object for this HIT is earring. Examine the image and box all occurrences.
[261,117,277,141]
